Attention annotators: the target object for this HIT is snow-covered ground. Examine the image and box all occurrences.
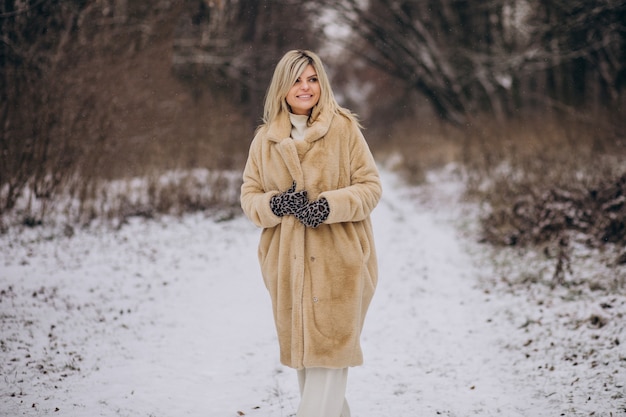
[1,168,624,417]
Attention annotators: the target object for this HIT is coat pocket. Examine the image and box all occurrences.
[308,228,366,341]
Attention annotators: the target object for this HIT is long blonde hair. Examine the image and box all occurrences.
[262,50,358,127]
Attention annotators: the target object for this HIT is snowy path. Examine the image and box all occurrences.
[0,169,597,416]
[346,172,540,416]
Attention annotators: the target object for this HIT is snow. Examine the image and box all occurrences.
[1,167,624,417]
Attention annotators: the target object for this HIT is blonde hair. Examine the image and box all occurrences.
[262,50,358,127]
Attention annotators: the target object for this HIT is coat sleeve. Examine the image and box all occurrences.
[240,136,282,228]
[319,124,382,224]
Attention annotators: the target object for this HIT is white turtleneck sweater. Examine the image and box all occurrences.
[289,113,309,141]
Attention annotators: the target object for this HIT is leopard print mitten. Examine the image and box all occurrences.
[270,181,308,217]
[295,197,330,228]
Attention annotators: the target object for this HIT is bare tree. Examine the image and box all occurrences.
[313,0,625,125]
[0,1,90,213]
[172,0,322,125]
[0,0,185,220]
[529,0,625,106]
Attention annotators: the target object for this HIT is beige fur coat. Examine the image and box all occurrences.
[240,109,381,369]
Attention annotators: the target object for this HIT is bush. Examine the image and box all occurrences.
[460,113,626,285]
[481,173,626,249]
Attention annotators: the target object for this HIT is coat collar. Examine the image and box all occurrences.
[266,109,333,143]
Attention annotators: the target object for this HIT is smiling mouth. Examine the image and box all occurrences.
[297,95,313,99]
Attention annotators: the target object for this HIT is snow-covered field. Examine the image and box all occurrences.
[1,168,624,417]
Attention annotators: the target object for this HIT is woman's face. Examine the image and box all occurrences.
[286,65,321,116]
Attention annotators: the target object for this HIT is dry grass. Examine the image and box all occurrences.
[371,110,626,289]
[1,34,253,232]
[465,114,625,288]
[369,116,463,184]
[460,114,624,194]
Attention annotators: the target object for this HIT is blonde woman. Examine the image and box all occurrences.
[240,50,382,417]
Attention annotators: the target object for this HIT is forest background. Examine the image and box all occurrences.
[1,0,625,283]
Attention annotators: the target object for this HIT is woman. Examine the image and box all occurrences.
[240,50,381,417]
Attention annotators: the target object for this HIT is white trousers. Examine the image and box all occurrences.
[296,367,351,417]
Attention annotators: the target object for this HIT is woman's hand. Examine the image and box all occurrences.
[295,197,330,228]
[270,181,309,217]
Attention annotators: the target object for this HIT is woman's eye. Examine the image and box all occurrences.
[293,77,317,85]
